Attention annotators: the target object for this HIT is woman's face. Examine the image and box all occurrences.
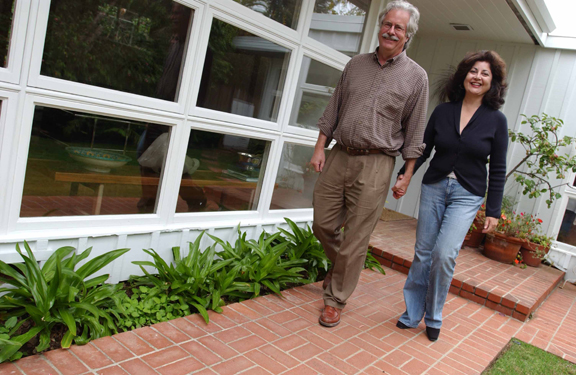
[464,61,492,98]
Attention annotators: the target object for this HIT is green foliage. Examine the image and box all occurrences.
[0,242,129,352]
[0,317,43,363]
[508,114,576,208]
[364,251,386,275]
[276,218,330,283]
[114,286,191,331]
[130,232,233,323]
[209,229,307,301]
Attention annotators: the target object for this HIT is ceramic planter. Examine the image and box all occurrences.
[519,241,550,267]
[463,217,485,248]
[483,233,524,264]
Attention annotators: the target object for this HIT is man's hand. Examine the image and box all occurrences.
[310,148,326,172]
[482,217,498,233]
[392,174,410,199]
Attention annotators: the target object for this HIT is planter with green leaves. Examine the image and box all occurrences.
[508,114,576,208]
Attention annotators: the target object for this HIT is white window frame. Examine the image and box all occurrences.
[7,94,189,233]
[26,0,205,114]
[0,0,31,84]
[170,117,280,225]
[282,47,346,138]
[187,8,299,132]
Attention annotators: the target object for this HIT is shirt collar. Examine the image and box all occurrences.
[373,48,407,67]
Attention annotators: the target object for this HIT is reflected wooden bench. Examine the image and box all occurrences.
[54,170,260,215]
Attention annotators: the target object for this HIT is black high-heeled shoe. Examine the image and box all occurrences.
[426,326,440,342]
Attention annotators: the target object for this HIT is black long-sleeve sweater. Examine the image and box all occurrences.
[400,101,508,218]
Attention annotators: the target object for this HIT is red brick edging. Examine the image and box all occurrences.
[370,246,565,322]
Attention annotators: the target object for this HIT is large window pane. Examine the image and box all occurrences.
[176,130,269,212]
[0,0,15,67]
[232,0,302,29]
[270,143,328,209]
[21,107,172,217]
[41,1,194,101]
[290,57,341,130]
[308,0,371,56]
[558,197,576,246]
[197,19,290,122]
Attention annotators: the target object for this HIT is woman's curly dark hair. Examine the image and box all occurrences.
[438,50,508,110]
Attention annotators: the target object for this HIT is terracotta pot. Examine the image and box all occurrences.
[483,233,523,264]
[464,229,485,248]
[519,242,550,267]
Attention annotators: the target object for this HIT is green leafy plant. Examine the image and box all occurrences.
[508,114,576,208]
[365,250,386,275]
[209,230,307,300]
[0,242,129,351]
[114,286,191,331]
[0,317,43,363]
[130,232,233,323]
[276,218,330,283]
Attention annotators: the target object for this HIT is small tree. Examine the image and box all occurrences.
[507,113,576,208]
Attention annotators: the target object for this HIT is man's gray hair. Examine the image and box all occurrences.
[378,0,420,49]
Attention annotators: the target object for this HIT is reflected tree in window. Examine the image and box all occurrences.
[232,0,302,29]
[41,0,193,101]
[197,19,291,122]
[0,0,15,67]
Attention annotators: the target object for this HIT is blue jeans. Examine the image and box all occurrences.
[399,178,483,329]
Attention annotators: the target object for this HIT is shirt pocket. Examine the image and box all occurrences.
[376,92,406,134]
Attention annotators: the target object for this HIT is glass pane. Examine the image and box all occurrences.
[20,106,172,217]
[290,57,341,130]
[308,0,371,56]
[0,0,15,67]
[557,197,576,246]
[176,130,269,212]
[197,19,291,122]
[233,0,302,29]
[41,1,194,101]
[270,143,329,209]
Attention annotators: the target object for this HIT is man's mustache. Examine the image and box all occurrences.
[382,33,400,41]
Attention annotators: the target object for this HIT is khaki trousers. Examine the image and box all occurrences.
[313,145,395,309]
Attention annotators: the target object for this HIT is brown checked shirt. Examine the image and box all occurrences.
[317,49,429,159]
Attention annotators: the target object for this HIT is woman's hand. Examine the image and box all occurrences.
[483,216,498,233]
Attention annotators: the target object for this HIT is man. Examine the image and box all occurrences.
[310,0,429,327]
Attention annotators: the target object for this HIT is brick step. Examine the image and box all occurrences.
[370,245,565,322]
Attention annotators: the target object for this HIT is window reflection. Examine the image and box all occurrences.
[177,130,269,212]
[21,106,172,217]
[558,197,576,246]
[232,0,302,29]
[308,0,371,56]
[290,57,341,130]
[41,1,193,101]
[270,143,328,209]
[0,0,15,67]
[197,19,290,122]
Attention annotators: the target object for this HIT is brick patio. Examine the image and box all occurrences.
[2,268,575,375]
[369,219,566,322]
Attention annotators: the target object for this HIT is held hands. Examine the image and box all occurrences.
[482,217,498,233]
[392,174,410,199]
[310,148,326,172]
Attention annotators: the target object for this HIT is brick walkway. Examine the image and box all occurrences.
[2,267,575,375]
[370,220,565,321]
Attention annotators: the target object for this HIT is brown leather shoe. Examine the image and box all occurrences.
[322,268,333,290]
[319,305,342,327]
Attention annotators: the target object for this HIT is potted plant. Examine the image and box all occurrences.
[483,212,526,264]
[463,206,486,248]
[520,232,553,267]
[507,114,576,208]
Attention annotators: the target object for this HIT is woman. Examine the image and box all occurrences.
[394,50,508,341]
